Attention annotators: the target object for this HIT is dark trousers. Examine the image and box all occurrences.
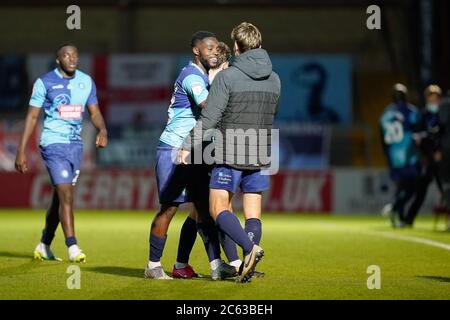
[405,164,438,225]
[393,178,419,223]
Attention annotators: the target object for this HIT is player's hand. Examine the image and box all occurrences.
[96,130,108,148]
[177,149,190,165]
[15,151,28,174]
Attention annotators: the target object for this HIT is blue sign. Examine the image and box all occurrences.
[0,56,27,111]
[177,54,352,124]
[272,55,352,124]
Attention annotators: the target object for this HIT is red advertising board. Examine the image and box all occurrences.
[0,170,332,213]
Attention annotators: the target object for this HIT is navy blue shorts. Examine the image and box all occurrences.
[155,145,211,204]
[40,143,83,186]
[390,164,420,183]
[209,164,270,194]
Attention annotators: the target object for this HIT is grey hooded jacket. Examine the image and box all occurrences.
[182,48,281,170]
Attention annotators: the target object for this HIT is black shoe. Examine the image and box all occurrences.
[249,270,265,278]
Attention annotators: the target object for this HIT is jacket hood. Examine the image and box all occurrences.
[231,48,273,80]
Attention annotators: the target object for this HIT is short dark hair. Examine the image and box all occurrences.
[191,31,216,48]
[56,43,77,57]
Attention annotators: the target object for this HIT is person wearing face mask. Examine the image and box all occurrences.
[404,85,446,226]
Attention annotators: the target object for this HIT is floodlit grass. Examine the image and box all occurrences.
[0,210,449,300]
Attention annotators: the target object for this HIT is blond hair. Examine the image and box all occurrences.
[217,42,231,65]
[424,84,442,98]
[231,22,262,53]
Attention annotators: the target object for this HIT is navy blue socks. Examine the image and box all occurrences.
[41,229,55,246]
[216,210,253,255]
[219,230,239,262]
[149,233,167,262]
[65,236,77,248]
[197,222,221,262]
[245,218,262,245]
[176,216,198,264]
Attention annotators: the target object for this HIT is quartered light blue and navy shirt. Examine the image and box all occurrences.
[159,62,210,148]
[380,102,420,174]
[29,68,98,147]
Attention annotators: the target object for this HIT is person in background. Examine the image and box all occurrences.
[380,83,421,228]
[405,85,446,226]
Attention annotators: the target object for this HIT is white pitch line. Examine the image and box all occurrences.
[365,231,450,251]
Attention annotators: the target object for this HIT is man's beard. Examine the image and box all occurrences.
[61,66,76,76]
[199,57,212,71]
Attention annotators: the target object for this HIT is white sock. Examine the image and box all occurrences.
[37,243,50,255]
[210,259,221,270]
[229,259,242,269]
[68,245,80,256]
[38,242,47,250]
[147,261,162,269]
[175,262,188,269]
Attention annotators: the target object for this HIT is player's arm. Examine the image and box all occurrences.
[198,72,229,130]
[16,78,46,173]
[179,72,229,163]
[182,74,209,109]
[87,104,108,148]
[86,79,107,148]
[15,106,41,173]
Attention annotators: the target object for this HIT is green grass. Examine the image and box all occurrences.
[0,210,449,300]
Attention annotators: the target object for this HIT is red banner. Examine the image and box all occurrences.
[0,170,332,213]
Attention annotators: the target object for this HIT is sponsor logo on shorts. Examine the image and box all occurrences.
[72,170,80,186]
[217,172,232,184]
[61,170,69,179]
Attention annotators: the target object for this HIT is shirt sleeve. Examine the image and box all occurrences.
[182,72,229,151]
[86,78,98,106]
[29,78,46,108]
[182,74,208,106]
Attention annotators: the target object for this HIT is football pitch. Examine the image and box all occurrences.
[0,210,449,300]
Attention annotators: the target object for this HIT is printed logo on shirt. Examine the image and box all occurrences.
[58,105,83,120]
[54,94,71,106]
[52,84,64,89]
[191,82,202,96]
[78,82,85,89]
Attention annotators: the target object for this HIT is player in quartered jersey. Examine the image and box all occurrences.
[15,43,108,263]
[380,84,421,228]
[145,32,236,281]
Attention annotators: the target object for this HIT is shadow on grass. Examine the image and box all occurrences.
[417,276,450,283]
[0,251,33,260]
[86,266,144,279]
[85,266,236,282]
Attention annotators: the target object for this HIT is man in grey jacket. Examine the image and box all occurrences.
[179,22,281,283]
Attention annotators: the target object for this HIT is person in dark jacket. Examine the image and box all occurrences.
[179,22,281,283]
[405,85,446,226]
